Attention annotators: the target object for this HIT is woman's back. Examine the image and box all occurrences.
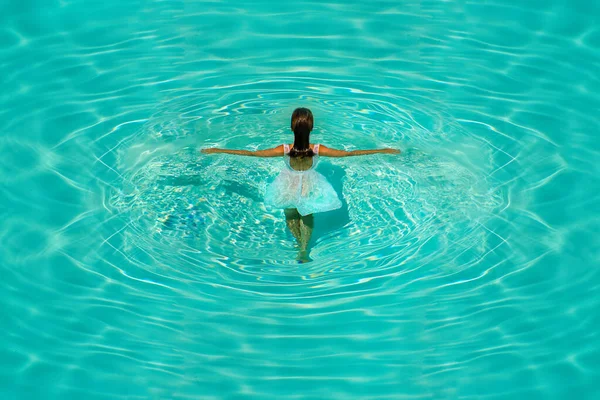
[285,143,319,171]
[289,156,313,171]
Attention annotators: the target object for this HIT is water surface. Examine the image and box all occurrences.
[1,0,599,399]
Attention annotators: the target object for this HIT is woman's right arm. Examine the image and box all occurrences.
[201,145,284,157]
[319,145,400,157]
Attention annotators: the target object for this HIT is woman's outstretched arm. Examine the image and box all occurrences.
[319,145,400,157]
[202,145,284,157]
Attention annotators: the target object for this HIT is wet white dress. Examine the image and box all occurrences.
[264,144,342,216]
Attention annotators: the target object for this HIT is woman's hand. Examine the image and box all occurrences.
[201,148,220,154]
[381,148,401,154]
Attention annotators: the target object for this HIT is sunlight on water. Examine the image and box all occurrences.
[1,0,599,398]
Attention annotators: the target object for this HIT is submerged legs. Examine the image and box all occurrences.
[284,208,314,262]
[284,208,302,242]
[298,213,314,251]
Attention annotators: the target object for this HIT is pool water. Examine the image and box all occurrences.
[2,0,599,398]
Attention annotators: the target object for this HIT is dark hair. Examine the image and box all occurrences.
[289,107,314,158]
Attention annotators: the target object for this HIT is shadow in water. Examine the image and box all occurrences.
[156,161,350,255]
[158,167,261,203]
[158,174,205,187]
[219,179,262,203]
[311,161,350,246]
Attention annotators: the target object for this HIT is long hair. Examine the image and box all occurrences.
[289,107,314,158]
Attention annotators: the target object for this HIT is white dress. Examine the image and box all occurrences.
[264,144,342,216]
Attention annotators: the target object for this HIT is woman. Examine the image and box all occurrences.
[202,107,400,261]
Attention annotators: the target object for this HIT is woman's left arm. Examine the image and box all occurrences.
[202,145,284,157]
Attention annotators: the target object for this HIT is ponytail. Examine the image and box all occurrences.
[290,108,314,158]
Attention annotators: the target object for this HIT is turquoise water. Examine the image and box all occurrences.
[2,0,599,398]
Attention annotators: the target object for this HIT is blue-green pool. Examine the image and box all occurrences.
[2,0,599,398]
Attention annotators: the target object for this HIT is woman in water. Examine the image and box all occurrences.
[202,107,400,261]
